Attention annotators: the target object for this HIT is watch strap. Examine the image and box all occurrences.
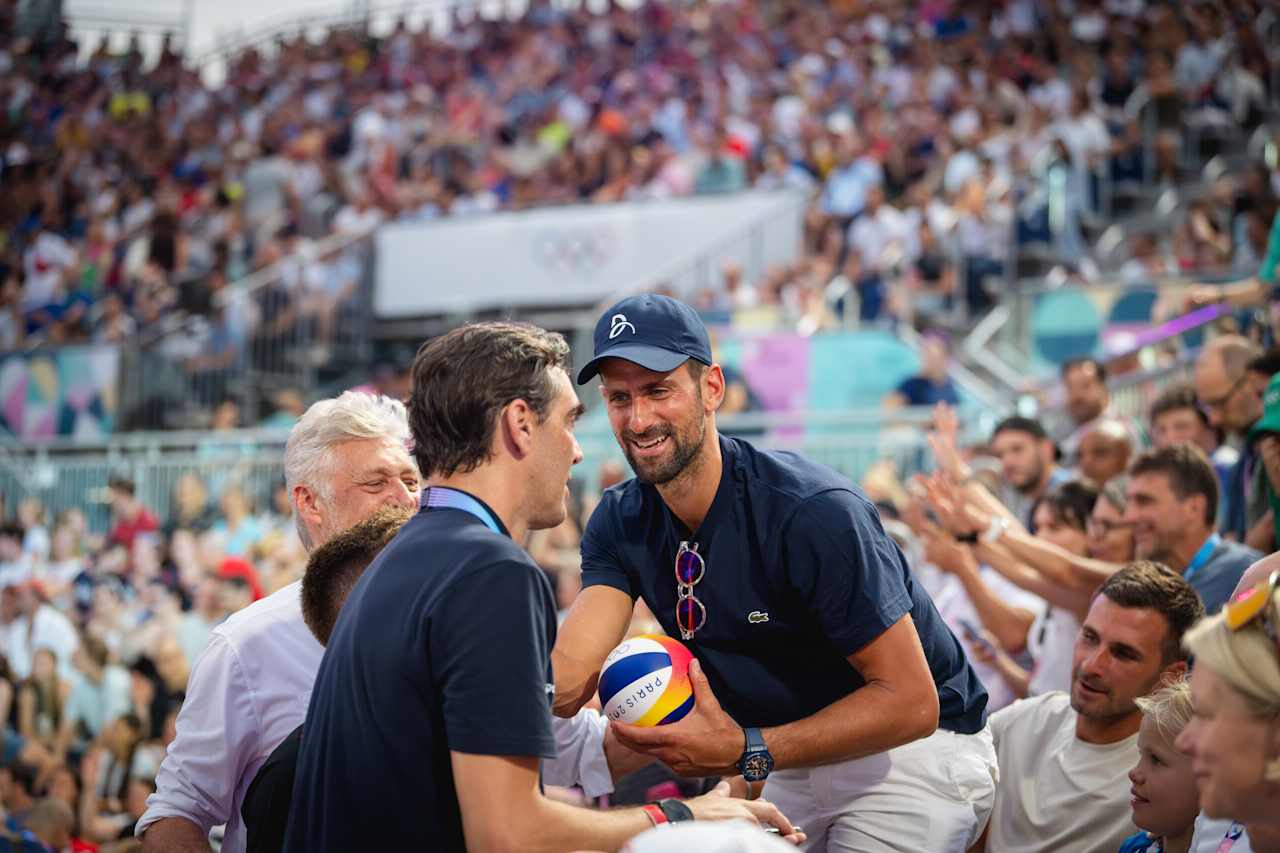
[657,798,694,822]
[744,726,767,753]
[641,804,667,827]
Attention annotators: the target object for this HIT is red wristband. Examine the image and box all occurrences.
[642,804,668,827]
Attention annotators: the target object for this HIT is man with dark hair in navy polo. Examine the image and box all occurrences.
[282,322,801,853]
[554,295,997,851]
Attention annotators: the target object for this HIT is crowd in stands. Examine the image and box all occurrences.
[0,0,1276,388]
[0,335,1263,850]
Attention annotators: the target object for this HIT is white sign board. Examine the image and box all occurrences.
[374,191,806,318]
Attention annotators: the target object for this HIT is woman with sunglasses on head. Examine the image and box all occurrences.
[1175,572,1280,852]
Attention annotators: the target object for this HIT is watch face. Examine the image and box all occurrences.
[743,753,773,780]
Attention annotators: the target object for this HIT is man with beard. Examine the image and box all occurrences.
[553,294,996,851]
[990,416,1073,531]
[1124,444,1261,614]
[979,561,1202,852]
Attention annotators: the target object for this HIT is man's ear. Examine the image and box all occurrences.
[501,399,536,459]
[1159,659,1189,686]
[293,485,322,534]
[703,364,726,413]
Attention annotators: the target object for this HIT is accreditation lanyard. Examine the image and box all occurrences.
[1216,822,1245,852]
[1183,534,1221,583]
[422,487,505,536]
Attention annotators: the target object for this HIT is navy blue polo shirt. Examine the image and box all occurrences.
[581,436,988,733]
[283,497,558,853]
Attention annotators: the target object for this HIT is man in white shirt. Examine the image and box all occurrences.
[138,392,422,853]
[4,581,79,681]
[977,561,1205,852]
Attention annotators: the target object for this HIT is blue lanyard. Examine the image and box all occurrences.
[423,487,505,536]
[1184,534,1221,582]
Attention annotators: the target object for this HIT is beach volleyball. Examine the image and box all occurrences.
[598,634,694,726]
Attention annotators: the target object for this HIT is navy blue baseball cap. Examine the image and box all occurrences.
[576,294,713,385]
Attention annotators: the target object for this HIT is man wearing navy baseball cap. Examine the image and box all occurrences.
[555,293,996,851]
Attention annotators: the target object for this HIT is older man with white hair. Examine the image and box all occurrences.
[138,392,421,853]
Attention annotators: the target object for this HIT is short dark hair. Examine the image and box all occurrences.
[1149,383,1209,428]
[1128,444,1220,526]
[992,416,1050,442]
[1097,561,1205,663]
[301,505,412,646]
[107,477,136,497]
[2,762,37,796]
[1040,480,1099,531]
[408,322,571,479]
[1248,347,1280,378]
[1062,357,1107,383]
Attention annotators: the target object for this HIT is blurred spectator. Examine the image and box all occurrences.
[1193,336,1269,546]
[1058,358,1141,461]
[58,638,131,759]
[990,417,1072,531]
[883,335,960,410]
[16,648,69,755]
[210,488,264,559]
[1249,373,1280,555]
[1148,381,1237,512]
[175,577,226,669]
[106,481,158,552]
[14,797,74,852]
[4,582,79,682]
[1125,445,1260,614]
[259,391,306,431]
[1075,419,1135,487]
[163,475,215,539]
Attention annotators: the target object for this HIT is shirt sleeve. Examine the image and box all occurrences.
[780,490,913,657]
[579,500,634,598]
[988,700,1019,752]
[433,559,558,759]
[543,709,612,798]
[136,633,259,839]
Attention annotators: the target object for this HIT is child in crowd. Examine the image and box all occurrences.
[1120,677,1200,853]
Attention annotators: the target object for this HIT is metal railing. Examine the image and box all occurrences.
[0,405,983,532]
[116,228,377,430]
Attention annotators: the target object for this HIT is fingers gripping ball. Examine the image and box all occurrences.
[598,634,694,726]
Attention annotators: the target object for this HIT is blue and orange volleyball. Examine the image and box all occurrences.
[598,634,694,726]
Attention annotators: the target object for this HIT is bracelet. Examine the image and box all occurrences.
[982,516,1010,545]
[955,531,979,545]
[657,799,695,823]
[641,804,667,827]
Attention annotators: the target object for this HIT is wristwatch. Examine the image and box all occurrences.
[737,727,774,782]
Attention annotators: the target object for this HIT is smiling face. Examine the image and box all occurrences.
[1124,472,1206,564]
[1176,664,1278,821]
[295,437,421,550]
[1128,714,1200,838]
[1087,498,1135,563]
[599,359,721,486]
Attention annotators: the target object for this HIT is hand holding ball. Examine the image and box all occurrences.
[598,634,695,726]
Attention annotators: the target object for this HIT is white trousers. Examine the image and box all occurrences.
[762,726,997,853]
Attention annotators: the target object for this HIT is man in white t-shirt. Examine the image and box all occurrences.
[977,561,1205,852]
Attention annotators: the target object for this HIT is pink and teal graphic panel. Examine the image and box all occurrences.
[0,346,117,440]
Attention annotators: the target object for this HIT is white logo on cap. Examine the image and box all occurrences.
[609,314,636,339]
